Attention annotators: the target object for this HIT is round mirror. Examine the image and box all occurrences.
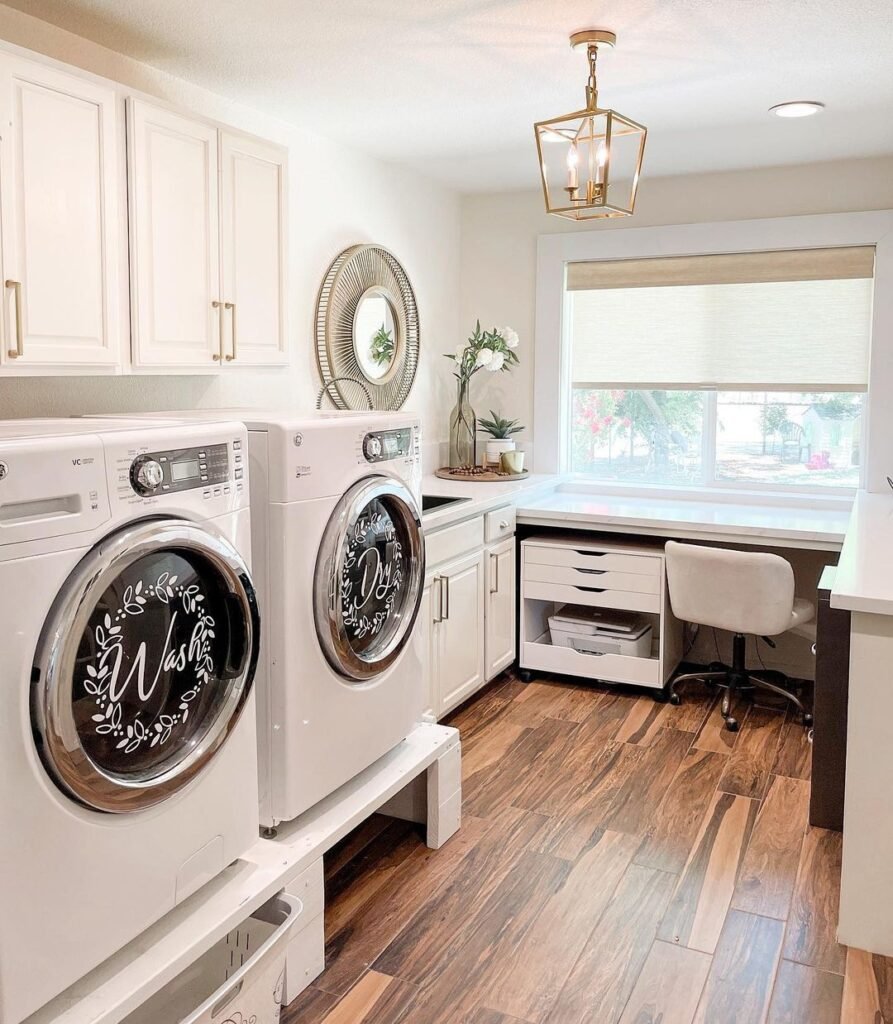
[353,288,399,382]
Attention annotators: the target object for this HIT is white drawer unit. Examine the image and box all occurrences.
[520,535,682,691]
[486,505,517,543]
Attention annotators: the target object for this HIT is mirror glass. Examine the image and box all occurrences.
[353,289,398,381]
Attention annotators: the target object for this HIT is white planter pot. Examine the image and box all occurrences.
[485,439,516,467]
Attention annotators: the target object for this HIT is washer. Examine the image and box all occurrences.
[109,410,426,830]
[0,418,261,1024]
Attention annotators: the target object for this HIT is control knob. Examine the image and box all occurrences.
[363,434,383,461]
[130,456,164,495]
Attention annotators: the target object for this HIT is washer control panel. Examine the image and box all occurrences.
[362,427,414,463]
[129,443,230,496]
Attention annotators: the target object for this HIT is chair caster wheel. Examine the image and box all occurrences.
[669,694,681,706]
[519,670,533,684]
[725,717,740,733]
[803,712,814,727]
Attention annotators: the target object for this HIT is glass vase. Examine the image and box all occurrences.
[449,377,476,469]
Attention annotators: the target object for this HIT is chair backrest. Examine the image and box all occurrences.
[665,540,796,637]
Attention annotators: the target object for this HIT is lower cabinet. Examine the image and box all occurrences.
[422,504,518,720]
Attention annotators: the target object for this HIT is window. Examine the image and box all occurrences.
[567,247,874,491]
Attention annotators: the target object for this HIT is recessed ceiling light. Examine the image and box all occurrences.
[769,101,825,118]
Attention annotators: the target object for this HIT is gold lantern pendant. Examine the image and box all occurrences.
[535,30,647,220]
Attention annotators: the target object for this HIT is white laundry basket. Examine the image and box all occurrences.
[124,893,302,1024]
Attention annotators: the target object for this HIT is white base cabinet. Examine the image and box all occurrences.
[423,504,517,720]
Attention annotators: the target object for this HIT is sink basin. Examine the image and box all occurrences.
[421,494,471,514]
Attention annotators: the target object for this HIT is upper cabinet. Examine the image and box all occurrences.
[128,100,288,371]
[0,56,123,373]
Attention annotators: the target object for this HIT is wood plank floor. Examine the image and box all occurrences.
[282,673,892,1024]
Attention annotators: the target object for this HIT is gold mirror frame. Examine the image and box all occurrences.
[315,244,420,411]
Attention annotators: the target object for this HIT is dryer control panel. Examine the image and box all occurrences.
[362,427,415,463]
[130,443,231,496]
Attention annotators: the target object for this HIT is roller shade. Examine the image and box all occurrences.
[568,247,874,390]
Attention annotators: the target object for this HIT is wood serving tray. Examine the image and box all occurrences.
[435,467,529,482]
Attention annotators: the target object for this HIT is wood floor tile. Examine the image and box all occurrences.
[544,864,677,1024]
[732,774,809,921]
[381,850,571,1024]
[615,696,667,745]
[659,790,759,954]
[318,971,393,1024]
[468,1010,536,1024]
[693,910,785,1024]
[448,676,526,737]
[486,830,641,1022]
[783,826,846,975]
[617,940,711,1024]
[462,715,529,783]
[325,814,394,882]
[602,728,694,836]
[772,712,813,781]
[320,815,491,996]
[767,959,844,1024]
[372,807,550,987]
[281,985,340,1023]
[509,679,600,726]
[635,747,728,875]
[718,706,786,800]
[535,742,645,861]
[694,696,748,753]
[841,947,893,1023]
[660,684,715,734]
[348,973,419,1024]
[579,690,643,746]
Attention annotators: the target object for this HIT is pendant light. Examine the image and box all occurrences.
[535,30,647,220]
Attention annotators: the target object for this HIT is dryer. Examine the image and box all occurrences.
[0,418,260,1024]
[108,410,426,830]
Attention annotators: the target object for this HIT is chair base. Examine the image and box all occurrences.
[669,634,813,733]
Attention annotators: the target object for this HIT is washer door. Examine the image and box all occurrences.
[315,476,425,681]
[32,519,259,814]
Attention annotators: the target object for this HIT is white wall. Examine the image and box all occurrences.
[460,157,893,455]
[0,5,461,461]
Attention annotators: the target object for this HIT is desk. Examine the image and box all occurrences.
[516,489,849,552]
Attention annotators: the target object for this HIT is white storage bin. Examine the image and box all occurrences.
[124,893,302,1024]
[548,605,653,658]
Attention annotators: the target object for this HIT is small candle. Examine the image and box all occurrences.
[566,144,579,189]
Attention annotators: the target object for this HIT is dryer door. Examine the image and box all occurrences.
[32,519,259,813]
[315,476,425,681]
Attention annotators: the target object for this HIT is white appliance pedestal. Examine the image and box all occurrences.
[25,724,461,1024]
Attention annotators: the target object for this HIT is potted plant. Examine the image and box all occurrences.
[478,411,524,468]
[444,322,519,469]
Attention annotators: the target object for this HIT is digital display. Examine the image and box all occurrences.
[171,459,200,482]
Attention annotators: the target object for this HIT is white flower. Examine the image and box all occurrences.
[487,351,506,372]
[500,326,519,350]
[454,343,468,363]
[476,348,494,368]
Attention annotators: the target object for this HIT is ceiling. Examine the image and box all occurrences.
[7,0,893,192]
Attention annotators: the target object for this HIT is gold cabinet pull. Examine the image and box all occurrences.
[211,300,224,361]
[224,301,236,361]
[6,280,23,358]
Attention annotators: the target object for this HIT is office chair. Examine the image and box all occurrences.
[665,540,815,732]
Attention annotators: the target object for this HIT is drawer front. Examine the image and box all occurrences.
[523,562,660,595]
[485,505,516,544]
[521,639,662,688]
[523,543,661,577]
[426,515,485,568]
[284,858,324,923]
[523,580,660,615]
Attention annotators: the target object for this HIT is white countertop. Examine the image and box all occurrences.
[831,491,893,614]
[515,488,850,551]
[421,472,558,531]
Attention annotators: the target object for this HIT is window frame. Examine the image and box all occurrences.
[535,210,893,498]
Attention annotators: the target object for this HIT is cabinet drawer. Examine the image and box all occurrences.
[523,543,661,577]
[521,638,662,688]
[523,580,660,615]
[485,505,516,543]
[426,515,485,569]
[523,562,660,595]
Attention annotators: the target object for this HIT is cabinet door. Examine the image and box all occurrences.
[128,99,222,369]
[419,575,437,720]
[486,537,516,680]
[220,131,287,366]
[0,57,121,371]
[435,550,486,717]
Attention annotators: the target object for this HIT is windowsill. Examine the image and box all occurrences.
[559,475,855,512]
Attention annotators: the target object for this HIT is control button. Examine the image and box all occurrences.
[363,434,383,461]
[201,474,208,481]
[234,454,242,464]
[235,468,244,480]
[203,489,211,499]
[130,456,165,496]
[233,439,242,450]
[224,485,231,495]
[198,451,206,458]
[213,486,222,496]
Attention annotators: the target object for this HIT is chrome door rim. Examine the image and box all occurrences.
[32,519,259,814]
[314,476,424,681]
